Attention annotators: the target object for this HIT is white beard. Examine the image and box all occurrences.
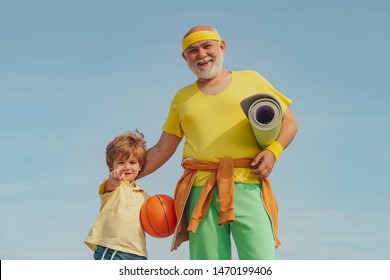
[188,50,224,79]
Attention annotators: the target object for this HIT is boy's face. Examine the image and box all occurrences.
[112,153,141,183]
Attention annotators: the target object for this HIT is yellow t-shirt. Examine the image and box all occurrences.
[84,180,149,257]
[163,70,292,186]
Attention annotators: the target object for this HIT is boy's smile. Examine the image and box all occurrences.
[112,153,141,184]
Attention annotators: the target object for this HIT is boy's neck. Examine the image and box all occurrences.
[124,180,136,188]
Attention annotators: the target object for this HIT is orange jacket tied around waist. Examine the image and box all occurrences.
[171,158,281,251]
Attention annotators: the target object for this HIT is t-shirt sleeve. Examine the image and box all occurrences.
[98,179,114,204]
[253,71,292,113]
[162,95,185,138]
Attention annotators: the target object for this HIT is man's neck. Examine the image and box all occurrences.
[197,70,232,96]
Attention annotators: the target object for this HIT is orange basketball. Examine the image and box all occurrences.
[140,194,177,238]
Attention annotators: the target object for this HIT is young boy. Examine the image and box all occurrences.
[85,130,149,260]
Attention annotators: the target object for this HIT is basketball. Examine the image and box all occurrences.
[140,194,177,238]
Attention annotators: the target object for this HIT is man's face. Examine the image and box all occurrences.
[183,40,224,79]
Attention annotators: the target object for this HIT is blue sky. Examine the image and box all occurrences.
[1,0,389,260]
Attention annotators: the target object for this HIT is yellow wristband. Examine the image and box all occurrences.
[266,141,284,160]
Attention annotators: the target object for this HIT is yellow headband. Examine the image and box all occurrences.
[182,30,221,51]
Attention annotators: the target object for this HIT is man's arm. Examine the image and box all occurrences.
[251,107,299,179]
[138,131,182,179]
[274,107,299,149]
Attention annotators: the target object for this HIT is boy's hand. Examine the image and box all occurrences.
[109,167,126,181]
[104,168,125,193]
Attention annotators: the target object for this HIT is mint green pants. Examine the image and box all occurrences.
[187,183,276,260]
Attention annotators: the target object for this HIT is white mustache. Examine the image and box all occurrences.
[196,57,213,65]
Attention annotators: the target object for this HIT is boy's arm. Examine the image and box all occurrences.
[103,168,125,193]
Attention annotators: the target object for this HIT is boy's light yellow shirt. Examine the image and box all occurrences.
[85,180,149,257]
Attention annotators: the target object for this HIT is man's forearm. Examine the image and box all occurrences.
[276,108,299,149]
[138,132,182,179]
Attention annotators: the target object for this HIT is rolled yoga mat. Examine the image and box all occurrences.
[240,94,283,150]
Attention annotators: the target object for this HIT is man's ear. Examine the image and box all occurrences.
[220,40,226,53]
[182,51,188,61]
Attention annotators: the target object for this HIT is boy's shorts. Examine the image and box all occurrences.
[94,245,147,260]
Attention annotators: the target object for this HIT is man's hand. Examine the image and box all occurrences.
[251,149,276,179]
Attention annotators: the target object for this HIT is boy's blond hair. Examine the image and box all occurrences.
[106,130,147,171]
